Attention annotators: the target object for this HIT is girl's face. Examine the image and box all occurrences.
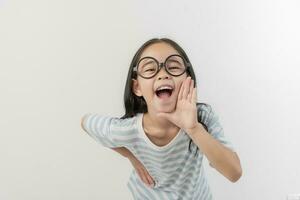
[132,42,188,113]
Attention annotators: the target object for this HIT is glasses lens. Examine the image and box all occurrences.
[137,58,158,78]
[165,55,186,76]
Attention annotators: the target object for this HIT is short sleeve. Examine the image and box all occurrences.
[81,113,137,148]
[197,104,236,153]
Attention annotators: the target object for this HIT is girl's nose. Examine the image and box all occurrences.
[157,67,170,80]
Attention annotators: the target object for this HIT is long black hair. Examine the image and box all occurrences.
[121,38,209,156]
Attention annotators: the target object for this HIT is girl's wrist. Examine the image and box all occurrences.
[185,123,202,136]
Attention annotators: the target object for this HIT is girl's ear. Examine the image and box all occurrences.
[132,79,143,97]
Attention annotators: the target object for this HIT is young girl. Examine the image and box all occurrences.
[81,38,242,200]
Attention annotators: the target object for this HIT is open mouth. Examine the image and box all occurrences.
[155,86,174,99]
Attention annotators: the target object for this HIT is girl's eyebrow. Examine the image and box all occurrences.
[167,58,182,63]
[140,59,156,67]
[139,54,182,65]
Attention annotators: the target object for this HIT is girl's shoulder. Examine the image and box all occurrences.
[196,102,212,113]
[196,102,214,124]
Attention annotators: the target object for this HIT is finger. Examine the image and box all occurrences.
[178,80,184,100]
[191,79,194,92]
[187,92,192,102]
[187,77,192,99]
[188,79,194,102]
[192,87,197,103]
[143,170,151,186]
[143,168,152,184]
[189,79,195,102]
[138,169,149,185]
[141,171,151,185]
[182,77,191,99]
[146,173,154,186]
[182,77,189,99]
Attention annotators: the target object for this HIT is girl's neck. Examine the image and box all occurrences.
[143,110,179,133]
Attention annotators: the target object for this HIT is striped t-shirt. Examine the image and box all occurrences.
[82,103,236,200]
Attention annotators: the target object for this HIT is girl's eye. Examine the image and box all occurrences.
[168,66,182,71]
[145,68,155,72]
[169,67,180,70]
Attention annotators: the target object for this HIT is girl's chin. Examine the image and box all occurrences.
[155,104,176,113]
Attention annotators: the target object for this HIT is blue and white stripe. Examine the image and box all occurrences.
[82,104,236,200]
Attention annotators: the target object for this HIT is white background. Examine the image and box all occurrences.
[1,0,300,199]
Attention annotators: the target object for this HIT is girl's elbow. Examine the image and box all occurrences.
[81,115,88,132]
[229,167,243,183]
[230,152,242,182]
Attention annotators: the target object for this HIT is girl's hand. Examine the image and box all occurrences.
[128,156,155,187]
[156,76,198,134]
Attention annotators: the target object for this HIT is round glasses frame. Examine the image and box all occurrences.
[133,54,191,79]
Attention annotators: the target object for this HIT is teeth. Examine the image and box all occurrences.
[156,86,173,91]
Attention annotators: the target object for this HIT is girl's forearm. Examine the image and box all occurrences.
[186,123,242,182]
[111,147,134,159]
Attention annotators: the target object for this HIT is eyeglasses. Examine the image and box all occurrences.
[133,54,191,79]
